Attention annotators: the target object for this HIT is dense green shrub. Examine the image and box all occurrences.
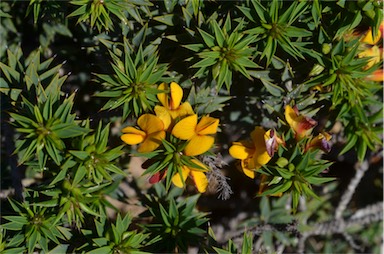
[1,0,382,253]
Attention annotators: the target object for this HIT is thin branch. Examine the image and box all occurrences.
[335,160,370,220]
[298,201,383,253]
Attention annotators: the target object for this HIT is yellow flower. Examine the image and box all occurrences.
[306,132,332,153]
[229,127,272,179]
[172,159,209,193]
[358,45,381,70]
[157,82,194,121]
[360,22,383,45]
[121,114,165,153]
[172,114,219,156]
[285,105,317,140]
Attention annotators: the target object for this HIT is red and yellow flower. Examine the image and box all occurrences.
[285,105,317,140]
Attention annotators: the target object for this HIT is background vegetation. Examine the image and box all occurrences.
[1,0,382,253]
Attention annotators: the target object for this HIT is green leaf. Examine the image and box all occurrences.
[153,14,174,26]
[198,28,216,48]
[211,20,225,48]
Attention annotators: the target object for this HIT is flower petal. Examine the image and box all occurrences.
[285,105,299,131]
[184,135,214,156]
[190,170,208,193]
[241,166,255,179]
[229,141,254,159]
[170,82,183,110]
[285,105,316,139]
[172,114,197,140]
[250,127,271,167]
[138,130,165,153]
[367,69,383,82]
[169,102,194,120]
[138,114,164,134]
[361,28,382,45]
[149,170,166,184]
[121,127,146,145]
[154,105,171,130]
[157,83,169,108]
[172,166,190,188]
[196,116,219,135]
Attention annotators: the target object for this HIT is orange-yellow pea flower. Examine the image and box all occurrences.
[157,82,194,121]
[306,132,332,153]
[360,21,383,45]
[366,68,384,82]
[172,114,219,156]
[121,114,165,153]
[358,45,382,70]
[285,105,317,140]
[172,159,209,193]
[229,127,272,179]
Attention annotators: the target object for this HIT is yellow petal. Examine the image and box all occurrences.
[138,114,164,134]
[242,166,255,179]
[121,133,145,145]
[196,116,219,135]
[229,142,254,159]
[169,102,194,120]
[170,82,183,110]
[172,166,190,188]
[358,46,381,69]
[122,126,145,135]
[184,135,214,156]
[157,83,169,108]
[172,114,197,140]
[138,130,165,153]
[249,127,271,167]
[284,105,298,131]
[361,28,382,45]
[154,105,171,130]
[190,170,208,193]
[252,149,271,168]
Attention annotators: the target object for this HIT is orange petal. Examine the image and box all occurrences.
[184,135,214,156]
[190,170,208,193]
[169,82,183,110]
[157,83,169,108]
[367,69,383,81]
[172,166,190,188]
[138,130,165,153]
[172,114,197,140]
[138,114,164,134]
[196,116,219,135]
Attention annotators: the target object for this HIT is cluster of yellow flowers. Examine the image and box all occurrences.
[120,81,335,195]
[357,21,383,81]
[229,105,331,182]
[121,82,219,193]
